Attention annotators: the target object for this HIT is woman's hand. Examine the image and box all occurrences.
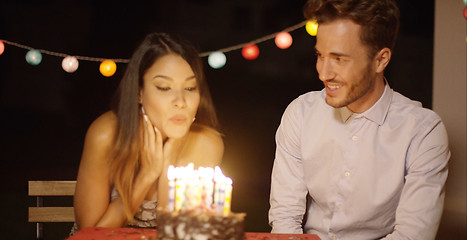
[139,113,174,184]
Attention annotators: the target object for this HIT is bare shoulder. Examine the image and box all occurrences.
[85,111,117,144]
[191,125,224,153]
[191,124,223,145]
[77,111,117,183]
[183,125,224,167]
[79,111,117,167]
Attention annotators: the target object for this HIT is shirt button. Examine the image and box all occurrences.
[339,205,344,211]
[332,236,337,240]
[345,171,350,177]
[352,135,358,141]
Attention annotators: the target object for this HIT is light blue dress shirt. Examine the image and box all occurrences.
[269,85,450,240]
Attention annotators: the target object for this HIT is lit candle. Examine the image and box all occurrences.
[167,165,175,211]
[174,167,186,212]
[186,169,201,210]
[223,177,233,216]
[199,167,214,210]
[214,167,225,214]
[194,170,203,209]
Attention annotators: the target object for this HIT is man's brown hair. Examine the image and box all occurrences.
[304,0,400,58]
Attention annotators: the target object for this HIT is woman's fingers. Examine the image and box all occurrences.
[142,114,150,150]
[142,113,157,166]
[154,126,163,163]
[142,113,164,175]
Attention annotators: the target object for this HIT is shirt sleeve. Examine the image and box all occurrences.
[269,99,309,233]
[382,115,450,240]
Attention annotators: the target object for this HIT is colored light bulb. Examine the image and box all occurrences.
[241,44,259,60]
[61,56,79,73]
[208,51,226,69]
[275,32,293,49]
[25,50,42,66]
[306,20,318,36]
[99,60,117,77]
[0,41,4,55]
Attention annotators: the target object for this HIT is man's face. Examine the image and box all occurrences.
[315,18,379,113]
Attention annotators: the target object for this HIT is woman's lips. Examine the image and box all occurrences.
[170,115,187,124]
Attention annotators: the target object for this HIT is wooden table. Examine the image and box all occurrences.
[67,227,321,240]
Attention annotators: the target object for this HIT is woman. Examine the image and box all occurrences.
[72,33,224,231]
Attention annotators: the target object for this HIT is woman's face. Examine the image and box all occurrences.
[140,54,200,139]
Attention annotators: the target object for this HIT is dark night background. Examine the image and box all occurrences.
[0,0,435,239]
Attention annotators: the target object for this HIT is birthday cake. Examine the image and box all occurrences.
[156,209,245,240]
[156,164,245,240]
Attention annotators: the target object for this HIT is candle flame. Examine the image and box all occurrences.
[214,166,224,182]
[167,165,175,180]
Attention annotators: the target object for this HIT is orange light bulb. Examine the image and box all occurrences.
[99,60,117,77]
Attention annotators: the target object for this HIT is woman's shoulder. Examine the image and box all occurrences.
[189,124,223,146]
[85,111,117,144]
[184,124,224,167]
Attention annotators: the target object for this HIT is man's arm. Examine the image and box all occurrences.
[383,117,450,240]
[269,100,309,233]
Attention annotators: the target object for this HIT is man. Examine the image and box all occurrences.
[268,0,450,239]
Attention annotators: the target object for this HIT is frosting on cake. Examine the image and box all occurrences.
[156,209,246,240]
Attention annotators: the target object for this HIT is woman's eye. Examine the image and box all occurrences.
[185,86,197,91]
[156,86,170,91]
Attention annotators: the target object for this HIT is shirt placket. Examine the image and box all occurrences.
[329,114,363,240]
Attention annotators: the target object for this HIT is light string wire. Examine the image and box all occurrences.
[0,39,130,63]
[198,20,306,57]
[0,20,307,63]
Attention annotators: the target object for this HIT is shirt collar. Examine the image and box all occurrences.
[338,83,393,125]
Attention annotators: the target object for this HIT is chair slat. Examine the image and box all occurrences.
[28,207,75,222]
[28,181,76,196]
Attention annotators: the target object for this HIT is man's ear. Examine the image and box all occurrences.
[375,48,392,73]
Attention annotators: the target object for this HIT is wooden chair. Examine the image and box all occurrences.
[28,180,76,239]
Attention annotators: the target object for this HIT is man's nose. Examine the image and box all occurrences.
[318,59,335,81]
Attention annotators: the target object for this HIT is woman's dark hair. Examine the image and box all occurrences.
[304,0,400,58]
[109,32,219,220]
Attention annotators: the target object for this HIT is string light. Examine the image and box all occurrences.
[275,32,293,49]
[62,56,79,73]
[0,21,308,72]
[198,21,306,58]
[241,44,260,60]
[305,20,318,36]
[25,49,42,66]
[208,51,227,69]
[0,41,4,55]
[99,60,117,77]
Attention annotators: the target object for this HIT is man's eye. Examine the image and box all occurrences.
[334,57,347,64]
[157,86,170,91]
